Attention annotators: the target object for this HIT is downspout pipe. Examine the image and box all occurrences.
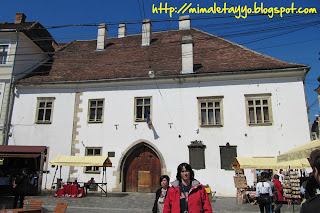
[2,30,18,145]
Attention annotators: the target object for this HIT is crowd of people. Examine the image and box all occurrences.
[8,149,320,212]
[254,149,320,213]
[152,149,320,213]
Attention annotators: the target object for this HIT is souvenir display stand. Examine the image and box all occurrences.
[282,169,302,212]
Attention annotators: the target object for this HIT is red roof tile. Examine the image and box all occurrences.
[0,22,55,54]
[18,28,306,84]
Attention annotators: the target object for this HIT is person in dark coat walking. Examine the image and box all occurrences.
[13,168,29,208]
[153,175,170,213]
[300,149,320,213]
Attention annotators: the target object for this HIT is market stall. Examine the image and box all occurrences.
[276,139,319,209]
[0,145,47,195]
[232,157,311,205]
[49,155,112,197]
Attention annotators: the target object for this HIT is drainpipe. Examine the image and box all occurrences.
[2,30,18,145]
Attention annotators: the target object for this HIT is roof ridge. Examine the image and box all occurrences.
[191,28,306,68]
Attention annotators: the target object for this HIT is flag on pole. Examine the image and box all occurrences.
[146,112,152,126]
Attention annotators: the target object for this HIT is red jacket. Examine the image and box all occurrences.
[163,179,212,213]
[272,179,284,201]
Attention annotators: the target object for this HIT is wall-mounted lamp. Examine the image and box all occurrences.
[148,70,155,78]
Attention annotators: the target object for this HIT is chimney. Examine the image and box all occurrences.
[97,23,107,50]
[179,15,191,30]
[15,13,26,24]
[142,19,152,46]
[181,35,193,74]
[118,24,127,38]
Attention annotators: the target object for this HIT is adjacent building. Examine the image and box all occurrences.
[7,16,311,196]
[0,13,55,145]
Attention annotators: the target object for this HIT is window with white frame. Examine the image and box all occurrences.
[85,147,102,173]
[35,97,55,124]
[198,96,223,126]
[134,97,151,122]
[0,45,9,64]
[245,94,272,125]
[88,99,104,123]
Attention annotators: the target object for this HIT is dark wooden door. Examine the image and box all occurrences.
[124,145,161,192]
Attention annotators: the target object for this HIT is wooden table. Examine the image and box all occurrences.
[2,208,41,213]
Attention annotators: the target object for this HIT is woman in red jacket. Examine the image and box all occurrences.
[163,163,212,213]
[272,174,284,213]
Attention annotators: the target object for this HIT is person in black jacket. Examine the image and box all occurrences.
[152,175,170,213]
[300,149,320,213]
[13,168,29,208]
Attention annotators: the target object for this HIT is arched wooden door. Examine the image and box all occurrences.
[124,144,161,192]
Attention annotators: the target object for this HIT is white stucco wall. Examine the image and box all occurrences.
[9,70,311,196]
[0,31,49,144]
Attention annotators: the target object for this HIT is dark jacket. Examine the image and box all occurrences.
[153,187,168,213]
[14,174,29,195]
[300,194,320,213]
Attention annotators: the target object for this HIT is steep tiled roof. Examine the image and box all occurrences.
[19,28,306,84]
[0,22,55,54]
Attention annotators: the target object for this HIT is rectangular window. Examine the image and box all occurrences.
[85,147,102,173]
[135,97,151,122]
[36,97,55,124]
[0,45,9,64]
[245,94,272,125]
[198,96,223,126]
[220,145,237,170]
[88,99,104,123]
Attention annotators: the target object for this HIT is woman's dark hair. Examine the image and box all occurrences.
[176,163,194,182]
[159,175,170,185]
[259,172,268,182]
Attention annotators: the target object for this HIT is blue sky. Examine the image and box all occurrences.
[2,0,320,124]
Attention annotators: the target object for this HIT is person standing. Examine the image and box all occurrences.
[300,149,320,213]
[272,174,284,213]
[163,163,212,213]
[255,172,273,213]
[13,168,29,208]
[153,175,170,213]
[266,173,277,213]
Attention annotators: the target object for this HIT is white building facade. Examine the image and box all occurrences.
[0,13,54,145]
[8,16,311,196]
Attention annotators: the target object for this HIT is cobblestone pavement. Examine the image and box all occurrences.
[1,192,301,213]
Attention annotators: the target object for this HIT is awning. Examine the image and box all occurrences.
[0,145,46,153]
[0,145,46,158]
[49,155,112,167]
[232,157,311,170]
[277,139,320,162]
[0,153,40,158]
